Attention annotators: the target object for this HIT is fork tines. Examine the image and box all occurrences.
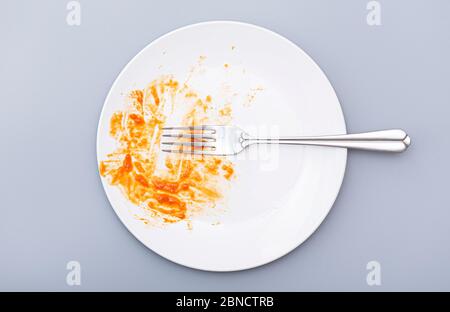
[161,126,217,154]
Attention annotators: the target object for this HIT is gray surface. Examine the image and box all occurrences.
[1,0,449,291]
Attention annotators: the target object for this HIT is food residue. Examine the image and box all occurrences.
[244,86,264,107]
[99,75,234,224]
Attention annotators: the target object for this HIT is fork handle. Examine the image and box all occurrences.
[248,129,411,152]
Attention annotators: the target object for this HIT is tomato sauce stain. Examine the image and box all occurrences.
[99,76,234,224]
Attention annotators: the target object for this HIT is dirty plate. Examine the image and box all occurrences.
[97,21,346,271]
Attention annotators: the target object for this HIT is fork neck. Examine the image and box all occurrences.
[240,133,276,147]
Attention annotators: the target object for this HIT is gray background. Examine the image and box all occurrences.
[1,0,449,291]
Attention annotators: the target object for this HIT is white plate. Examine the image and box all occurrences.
[97,21,347,271]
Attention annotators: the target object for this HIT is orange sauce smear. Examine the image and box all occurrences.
[99,76,234,224]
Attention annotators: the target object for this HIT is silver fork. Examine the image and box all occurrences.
[161,125,411,156]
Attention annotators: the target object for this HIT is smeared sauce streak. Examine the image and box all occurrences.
[99,76,234,224]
